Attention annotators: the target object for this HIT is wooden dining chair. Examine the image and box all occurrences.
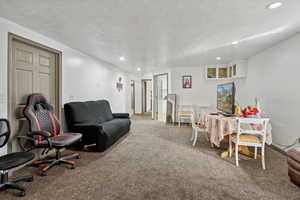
[229,118,269,169]
[178,105,192,127]
[190,109,209,146]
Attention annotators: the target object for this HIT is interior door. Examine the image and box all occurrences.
[156,75,168,122]
[142,80,152,114]
[142,80,146,113]
[9,39,58,152]
[146,80,152,113]
[130,80,135,114]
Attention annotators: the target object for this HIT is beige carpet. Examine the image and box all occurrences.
[2,117,300,200]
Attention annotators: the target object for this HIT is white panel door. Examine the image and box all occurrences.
[10,39,57,152]
[156,75,168,122]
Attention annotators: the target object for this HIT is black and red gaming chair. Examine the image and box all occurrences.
[23,93,82,176]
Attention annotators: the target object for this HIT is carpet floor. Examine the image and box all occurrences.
[2,117,300,200]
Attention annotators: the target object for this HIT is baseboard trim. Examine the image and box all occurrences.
[270,144,287,155]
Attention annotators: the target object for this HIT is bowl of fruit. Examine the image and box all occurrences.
[242,106,259,118]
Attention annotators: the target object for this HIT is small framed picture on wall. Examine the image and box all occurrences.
[182,75,192,89]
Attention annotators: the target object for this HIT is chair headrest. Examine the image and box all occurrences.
[27,93,48,106]
[25,93,54,112]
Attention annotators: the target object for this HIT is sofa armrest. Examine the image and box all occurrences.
[112,113,130,119]
[72,123,107,151]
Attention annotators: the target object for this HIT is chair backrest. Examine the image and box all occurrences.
[237,118,269,144]
[0,119,10,148]
[178,105,192,114]
[190,109,197,129]
[23,93,61,137]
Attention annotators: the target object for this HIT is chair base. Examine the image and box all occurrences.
[33,149,80,176]
[0,172,33,197]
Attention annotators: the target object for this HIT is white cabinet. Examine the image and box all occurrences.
[206,60,247,80]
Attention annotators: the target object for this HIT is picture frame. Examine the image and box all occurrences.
[182,75,192,89]
[116,77,123,91]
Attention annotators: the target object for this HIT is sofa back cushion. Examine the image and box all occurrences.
[64,100,113,125]
[94,100,114,122]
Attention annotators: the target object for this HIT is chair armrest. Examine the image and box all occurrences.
[28,131,51,138]
[112,113,130,119]
[17,136,36,152]
[20,131,53,150]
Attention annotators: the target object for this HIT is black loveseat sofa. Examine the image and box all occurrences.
[64,100,131,152]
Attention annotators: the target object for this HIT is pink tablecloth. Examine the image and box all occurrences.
[198,114,272,147]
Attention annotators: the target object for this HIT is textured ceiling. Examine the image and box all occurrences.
[1,0,300,73]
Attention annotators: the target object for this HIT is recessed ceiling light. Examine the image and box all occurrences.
[119,56,125,61]
[137,67,141,71]
[267,2,283,10]
[216,57,221,61]
[232,41,239,45]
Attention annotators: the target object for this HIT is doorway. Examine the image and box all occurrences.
[153,74,168,122]
[130,80,135,115]
[141,79,152,115]
[8,33,62,152]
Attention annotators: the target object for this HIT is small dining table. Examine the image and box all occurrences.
[198,113,272,158]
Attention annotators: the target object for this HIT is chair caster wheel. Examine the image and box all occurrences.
[41,171,47,176]
[17,191,25,197]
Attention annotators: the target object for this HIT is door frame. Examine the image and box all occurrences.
[153,73,168,121]
[141,79,152,114]
[7,33,62,124]
[130,80,135,115]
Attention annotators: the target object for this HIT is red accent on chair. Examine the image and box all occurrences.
[60,134,74,136]
[33,117,42,143]
[33,160,43,165]
[42,166,50,171]
[49,112,57,136]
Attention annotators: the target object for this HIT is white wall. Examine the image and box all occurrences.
[62,51,130,113]
[239,33,300,149]
[170,67,245,109]
[0,17,130,155]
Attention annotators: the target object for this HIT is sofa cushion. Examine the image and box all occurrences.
[102,118,129,132]
[64,100,114,124]
[102,119,129,136]
[109,118,130,129]
[95,100,114,122]
[64,101,96,124]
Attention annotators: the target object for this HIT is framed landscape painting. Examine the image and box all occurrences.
[182,75,192,89]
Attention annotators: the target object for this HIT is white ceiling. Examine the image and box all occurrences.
[1,0,300,73]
